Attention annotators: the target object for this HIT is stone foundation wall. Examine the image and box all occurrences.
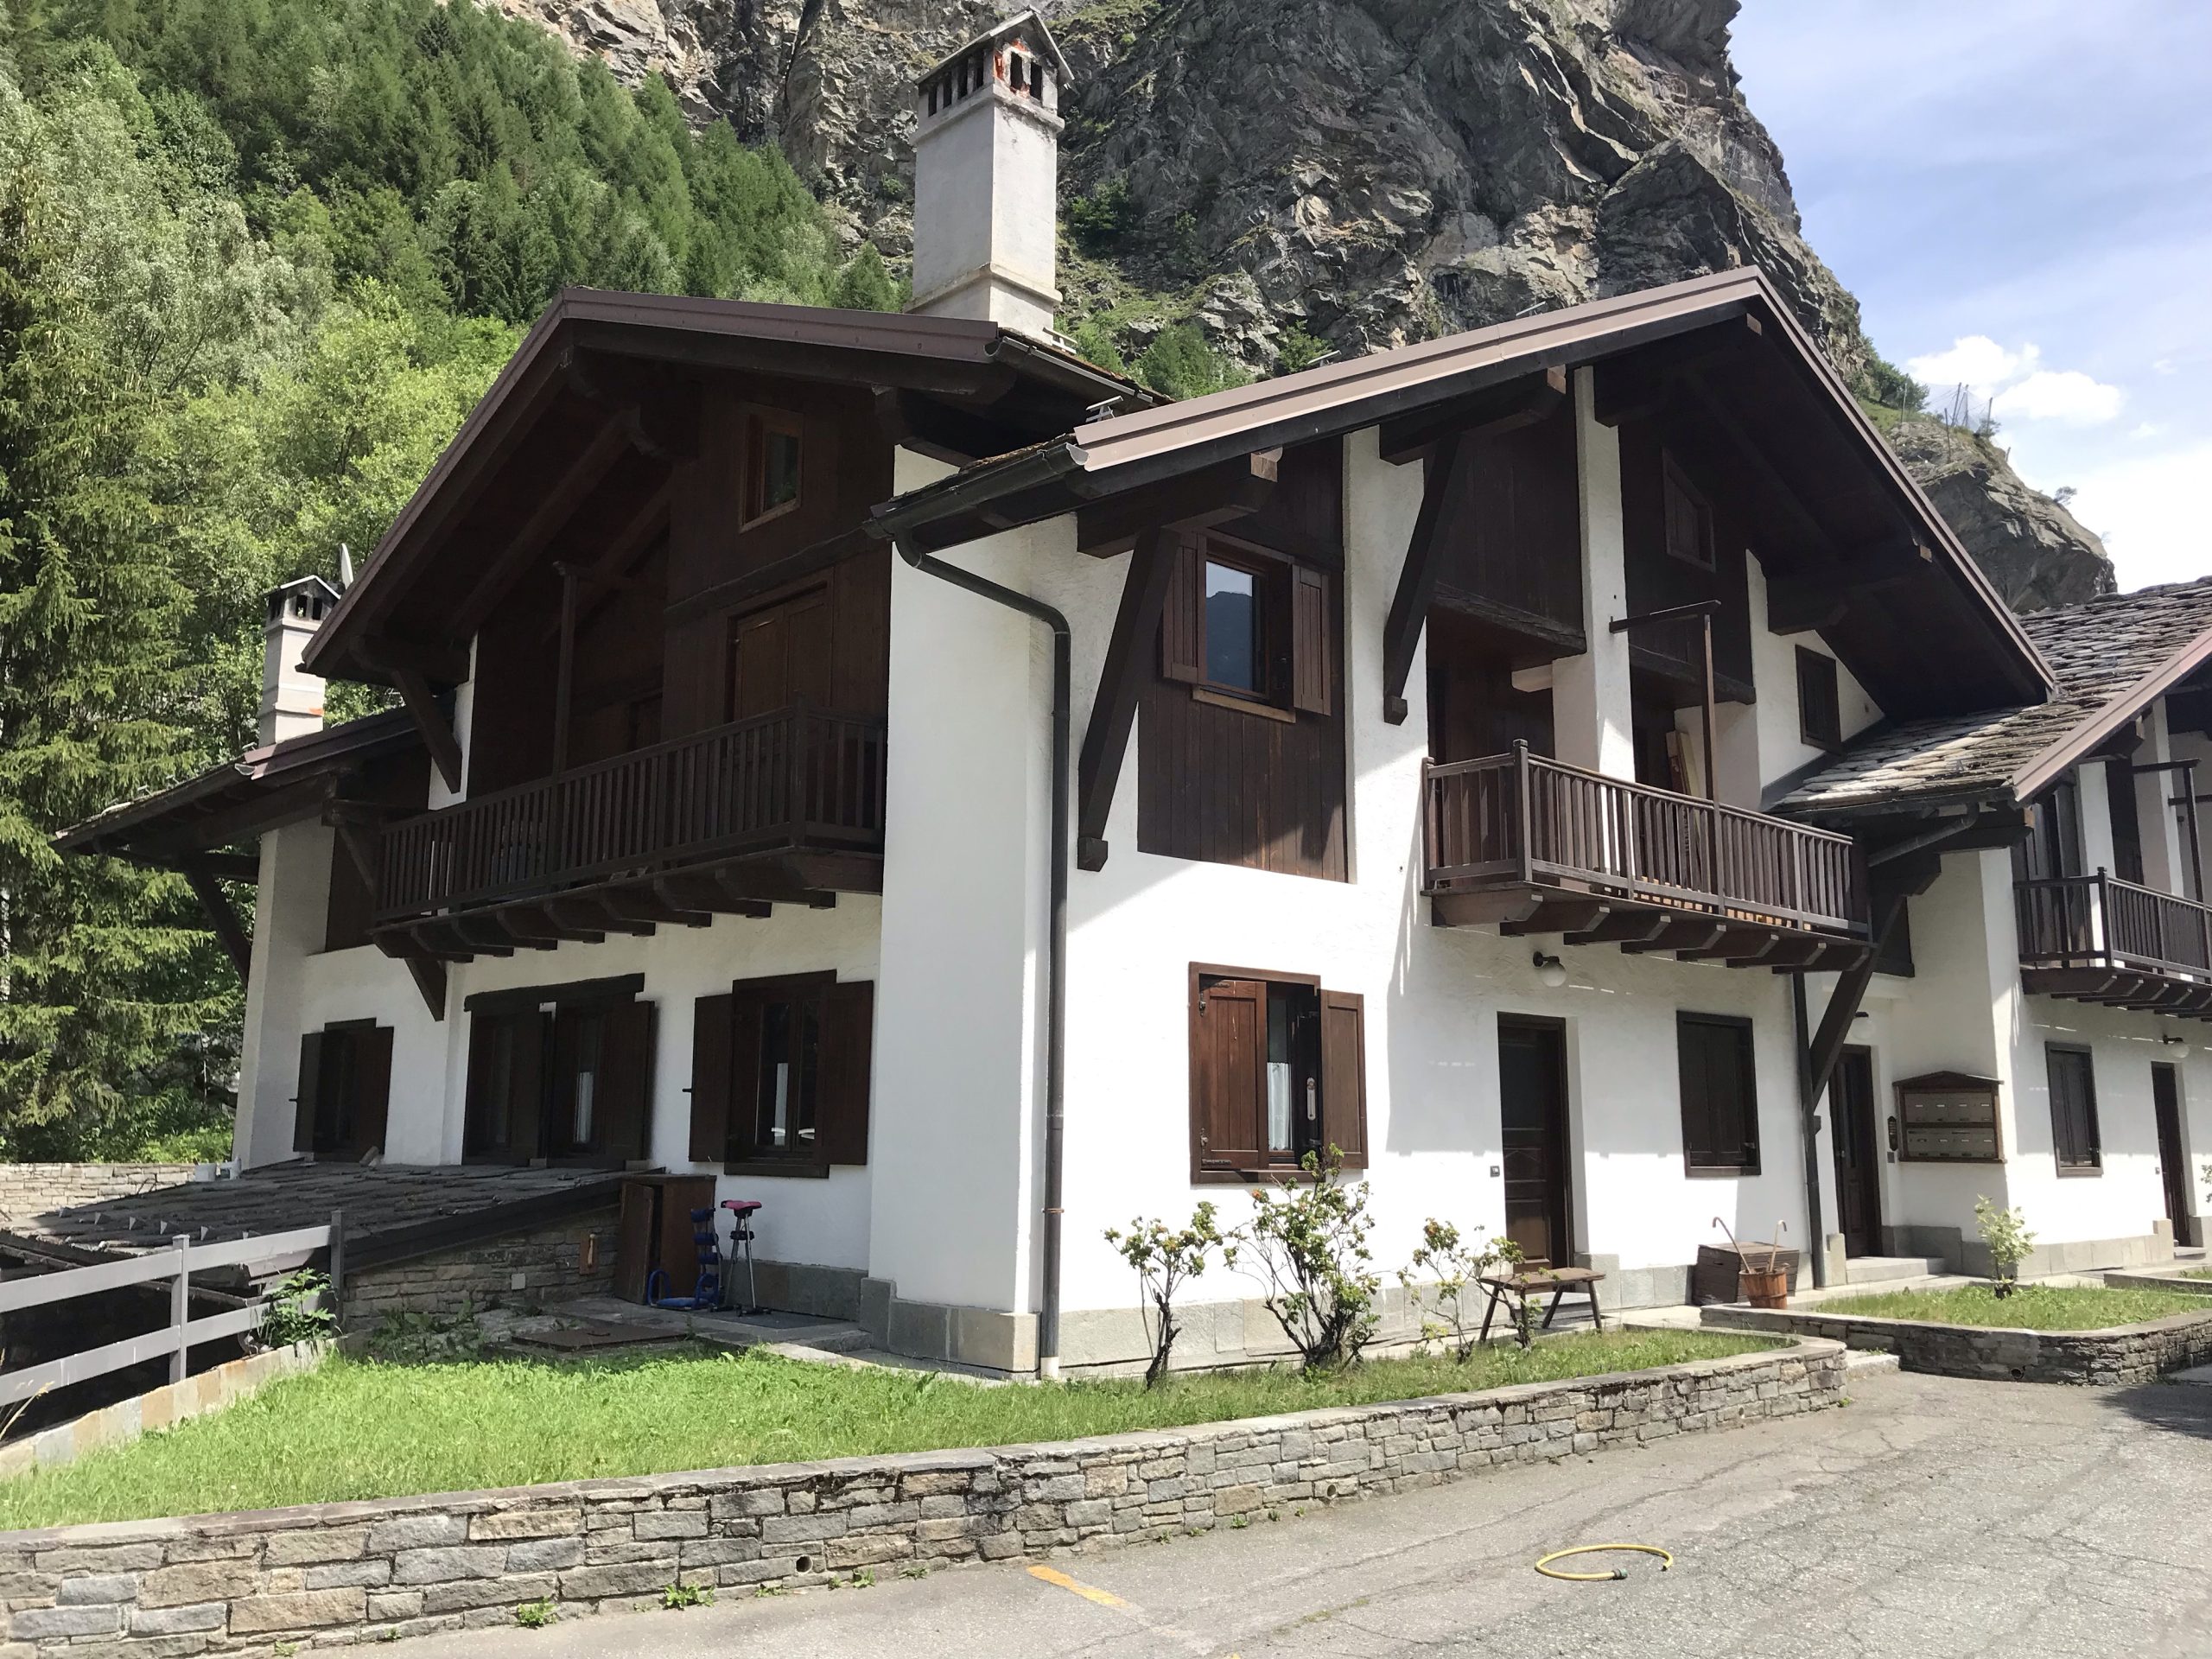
[0,1338,1841,1654]
[0,1163,205,1224]
[1703,1303,2212,1385]
[342,1209,620,1328]
[2101,1269,2212,1295]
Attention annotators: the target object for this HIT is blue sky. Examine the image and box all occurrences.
[1731,2,2212,591]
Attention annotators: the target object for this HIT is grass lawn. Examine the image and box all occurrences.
[1821,1284,2209,1330]
[0,1332,1776,1530]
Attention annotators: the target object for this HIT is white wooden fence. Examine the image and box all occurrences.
[0,1215,340,1410]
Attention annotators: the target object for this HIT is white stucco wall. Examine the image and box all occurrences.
[234,821,338,1168]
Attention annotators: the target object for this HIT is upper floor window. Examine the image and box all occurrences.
[1796,646,1842,752]
[1204,556,1268,696]
[742,410,803,527]
[1662,453,1714,570]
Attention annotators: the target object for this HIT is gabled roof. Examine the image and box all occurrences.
[922,10,1070,83]
[303,289,1144,687]
[56,709,420,865]
[868,267,2056,716]
[1777,579,2212,818]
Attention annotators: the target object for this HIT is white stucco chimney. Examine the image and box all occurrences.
[908,10,1069,340]
[259,575,339,747]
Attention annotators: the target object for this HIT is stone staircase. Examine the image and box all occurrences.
[1842,1255,1951,1287]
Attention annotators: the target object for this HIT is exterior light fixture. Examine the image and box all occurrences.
[2163,1033,2187,1047]
[1533,951,1568,990]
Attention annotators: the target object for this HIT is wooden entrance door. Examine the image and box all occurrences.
[2154,1062,2191,1236]
[1832,1046,1882,1258]
[1497,1017,1570,1268]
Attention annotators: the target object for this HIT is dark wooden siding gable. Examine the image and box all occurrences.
[1137,438,1349,881]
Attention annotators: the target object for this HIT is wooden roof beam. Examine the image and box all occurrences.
[1378,364,1568,465]
[1075,450,1278,557]
[446,416,638,644]
[179,857,252,984]
[1589,315,1761,429]
[875,388,1030,468]
[389,663,463,794]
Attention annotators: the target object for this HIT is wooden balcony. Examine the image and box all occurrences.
[1421,744,1870,970]
[372,703,887,961]
[2018,873,2212,1018]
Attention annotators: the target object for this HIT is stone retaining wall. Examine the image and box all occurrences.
[2101,1269,2212,1296]
[342,1209,620,1328]
[0,1164,205,1224]
[0,1338,1840,1654]
[1702,1302,2212,1385]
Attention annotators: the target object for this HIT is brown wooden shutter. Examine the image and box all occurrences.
[292,1032,325,1154]
[1160,531,1204,683]
[1191,976,1264,1174]
[598,1000,656,1163]
[689,993,735,1163]
[1318,989,1368,1169]
[817,979,875,1166]
[1291,564,1332,715]
[724,991,764,1163]
[353,1027,394,1156]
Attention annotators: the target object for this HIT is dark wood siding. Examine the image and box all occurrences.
[1429,402,1582,640]
[1619,420,1753,696]
[662,380,893,741]
[1137,441,1347,881]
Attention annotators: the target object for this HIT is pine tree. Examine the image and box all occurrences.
[0,148,236,1154]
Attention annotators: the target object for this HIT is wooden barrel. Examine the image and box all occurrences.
[1738,1268,1789,1309]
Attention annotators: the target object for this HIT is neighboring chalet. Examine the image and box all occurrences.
[57,14,2212,1371]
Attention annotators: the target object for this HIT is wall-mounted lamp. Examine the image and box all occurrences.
[1533,951,1568,990]
[2163,1033,2188,1048]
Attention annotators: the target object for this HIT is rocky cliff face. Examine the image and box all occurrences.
[498,0,2113,611]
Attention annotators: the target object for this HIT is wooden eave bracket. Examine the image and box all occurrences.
[178,857,253,985]
[1074,527,1185,870]
[387,662,464,793]
[1075,450,1279,558]
[1381,429,1471,725]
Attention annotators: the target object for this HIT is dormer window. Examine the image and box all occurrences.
[742,410,802,528]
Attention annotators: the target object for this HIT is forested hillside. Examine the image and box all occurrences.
[0,0,898,1160]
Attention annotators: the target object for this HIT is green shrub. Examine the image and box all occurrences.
[1974,1196,2035,1295]
[1399,1220,1522,1360]
[1133,324,1250,401]
[1067,175,1135,254]
[1104,1201,1224,1387]
[257,1270,338,1346]
[1225,1147,1380,1370]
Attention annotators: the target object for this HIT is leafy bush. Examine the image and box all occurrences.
[1398,1219,1522,1361]
[1104,1201,1224,1386]
[1133,324,1251,401]
[1224,1147,1380,1370]
[662,1581,712,1610]
[1273,324,1332,376]
[512,1598,556,1628]
[1974,1196,2035,1296]
[1854,353,1926,413]
[257,1270,339,1346]
[1067,175,1135,254]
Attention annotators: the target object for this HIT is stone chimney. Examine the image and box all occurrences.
[259,575,339,747]
[908,11,1069,340]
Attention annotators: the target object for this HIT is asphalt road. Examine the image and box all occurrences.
[404,1367,2212,1659]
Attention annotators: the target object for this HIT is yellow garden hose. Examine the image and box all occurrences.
[1535,1543,1674,1582]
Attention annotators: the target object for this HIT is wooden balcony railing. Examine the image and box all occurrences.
[1421,742,1866,936]
[376,703,887,922]
[2017,871,2212,979]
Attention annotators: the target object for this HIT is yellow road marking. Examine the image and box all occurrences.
[1027,1563,1128,1608]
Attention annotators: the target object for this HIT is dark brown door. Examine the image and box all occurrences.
[1498,1017,1570,1268]
[2154,1062,2191,1235]
[728,588,833,720]
[1832,1046,1882,1258]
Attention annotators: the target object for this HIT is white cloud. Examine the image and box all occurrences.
[2066,441,2212,588]
[1992,369,2126,425]
[1905,334,2125,426]
[1907,334,2032,396]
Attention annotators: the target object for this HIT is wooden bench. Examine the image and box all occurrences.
[1477,1265,1606,1344]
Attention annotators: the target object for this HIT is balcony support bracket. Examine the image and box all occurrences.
[1076,526,1185,869]
[1382,429,1471,725]
[390,663,464,794]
